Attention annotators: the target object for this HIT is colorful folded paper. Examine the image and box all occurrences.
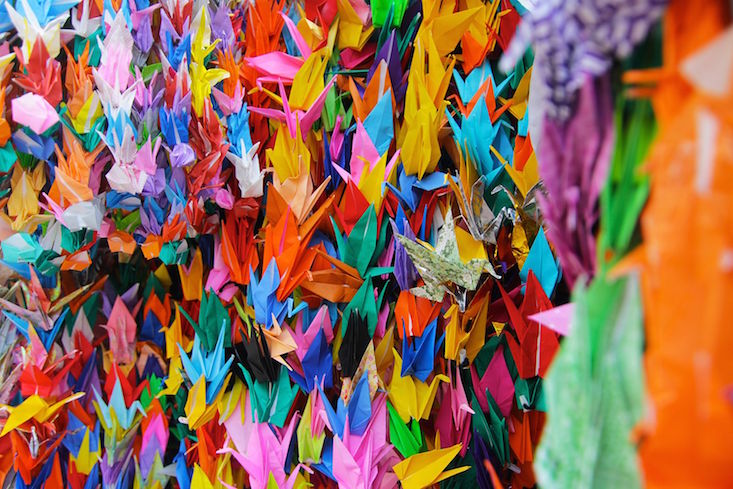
[0,0,730,488]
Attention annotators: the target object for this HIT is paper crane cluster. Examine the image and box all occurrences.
[0,0,731,488]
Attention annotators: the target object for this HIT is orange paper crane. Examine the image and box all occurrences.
[10,430,66,487]
[62,43,103,135]
[259,162,338,301]
[299,246,364,305]
[458,0,517,73]
[48,126,103,207]
[348,60,396,121]
[394,290,442,340]
[622,2,733,487]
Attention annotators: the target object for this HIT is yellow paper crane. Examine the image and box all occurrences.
[1,392,85,436]
[190,9,229,117]
[289,49,329,111]
[443,299,489,363]
[184,372,233,430]
[399,36,452,178]
[418,0,482,58]
[357,151,399,210]
[393,443,469,489]
[387,349,447,422]
[69,427,100,475]
[266,122,312,181]
[161,308,192,360]
[335,0,373,50]
[7,164,47,231]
